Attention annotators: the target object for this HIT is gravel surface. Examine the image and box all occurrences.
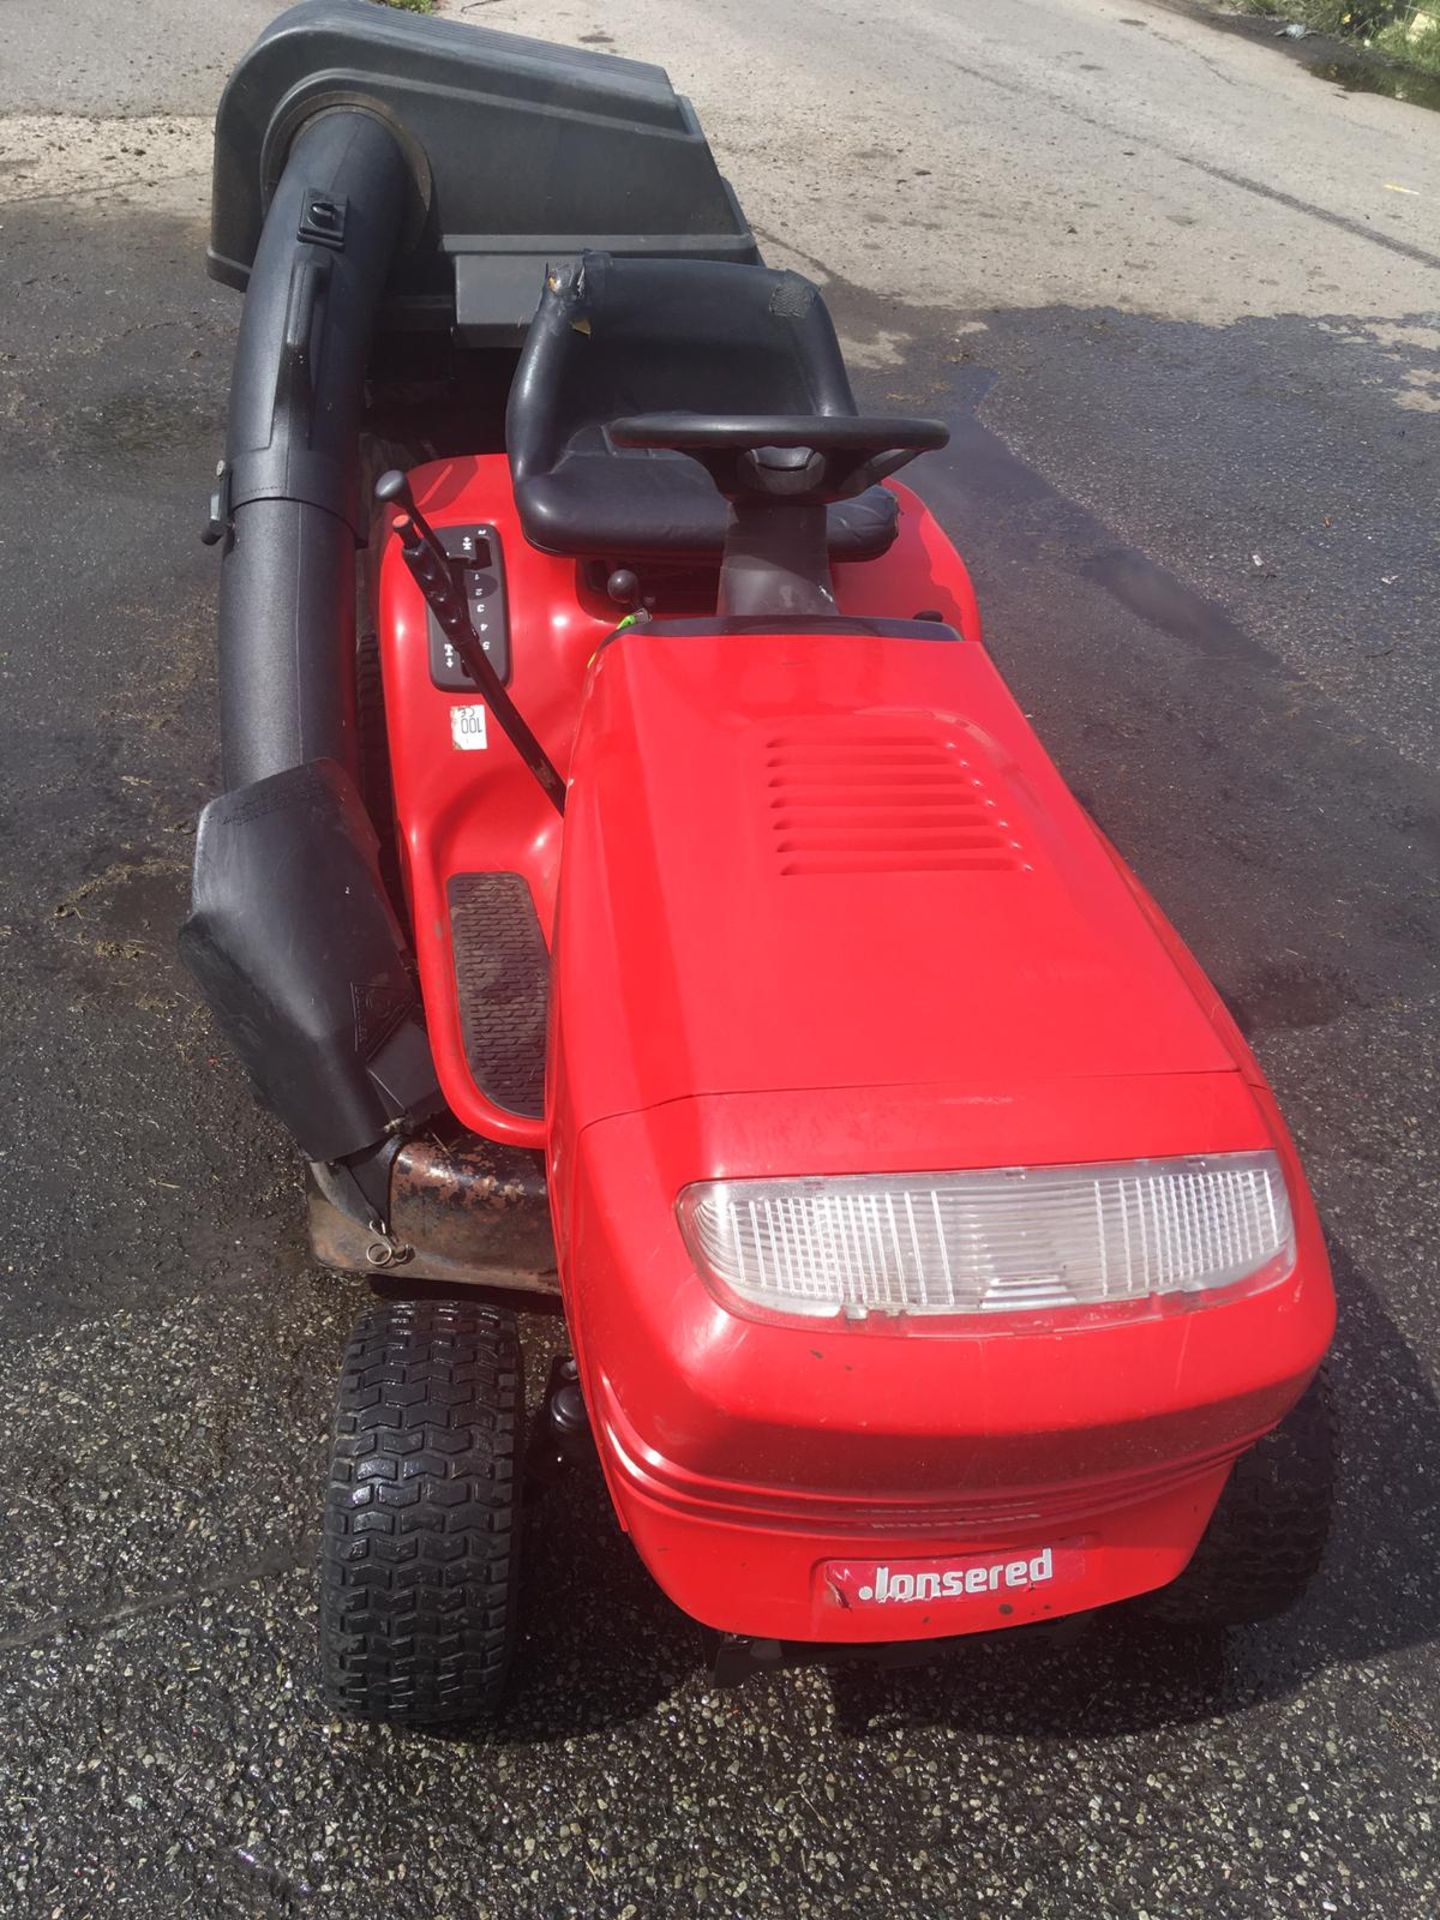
[0,3,1436,1915]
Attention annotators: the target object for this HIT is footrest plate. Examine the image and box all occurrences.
[447,872,549,1119]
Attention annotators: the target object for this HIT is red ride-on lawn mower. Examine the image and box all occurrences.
[183,2,1335,1723]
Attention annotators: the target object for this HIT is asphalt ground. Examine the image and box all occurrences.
[0,2,1437,1915]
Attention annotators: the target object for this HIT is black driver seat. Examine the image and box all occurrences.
[506,252,900,562]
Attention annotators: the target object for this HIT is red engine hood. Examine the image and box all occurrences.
[551,628,1238,1146]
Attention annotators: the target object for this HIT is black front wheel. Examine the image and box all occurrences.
[1137,1369,1335,1628]
[320,1298,524,1725]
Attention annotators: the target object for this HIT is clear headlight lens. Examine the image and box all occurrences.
[677,1152,1294,1324]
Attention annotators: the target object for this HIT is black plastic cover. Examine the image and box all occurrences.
[180,760,441,1165]
[209,0,758,338]
[215,108,411,792]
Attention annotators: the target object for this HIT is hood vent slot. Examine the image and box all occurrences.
[764,723,1026,877]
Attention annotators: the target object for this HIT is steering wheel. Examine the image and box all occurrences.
[608,411,949,504]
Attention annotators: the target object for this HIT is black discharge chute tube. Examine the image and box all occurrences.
[184,105,442,1228]
[215,108,409,789]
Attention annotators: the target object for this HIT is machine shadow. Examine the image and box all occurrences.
[489,1449,697,1742]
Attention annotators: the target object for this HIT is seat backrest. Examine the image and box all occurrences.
[507,253,859,481]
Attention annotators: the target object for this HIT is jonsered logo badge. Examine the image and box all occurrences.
[825,1541,1086,1611]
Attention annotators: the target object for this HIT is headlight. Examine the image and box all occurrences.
[677,1152,1294,1325]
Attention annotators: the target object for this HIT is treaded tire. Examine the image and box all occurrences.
[320,1298,524,1725]
[1137,1369,1335,1628]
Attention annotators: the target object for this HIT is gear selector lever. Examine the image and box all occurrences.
[375,471,566,813]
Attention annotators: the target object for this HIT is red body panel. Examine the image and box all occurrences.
[381,457,1334,1644]
[553,1087,1330,1638]
[549,627,1236,1135]
[379,456,614,1146]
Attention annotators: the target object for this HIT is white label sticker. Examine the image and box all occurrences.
[450,703,489,752]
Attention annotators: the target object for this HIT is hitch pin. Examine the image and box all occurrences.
[364,1220,412,1270]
